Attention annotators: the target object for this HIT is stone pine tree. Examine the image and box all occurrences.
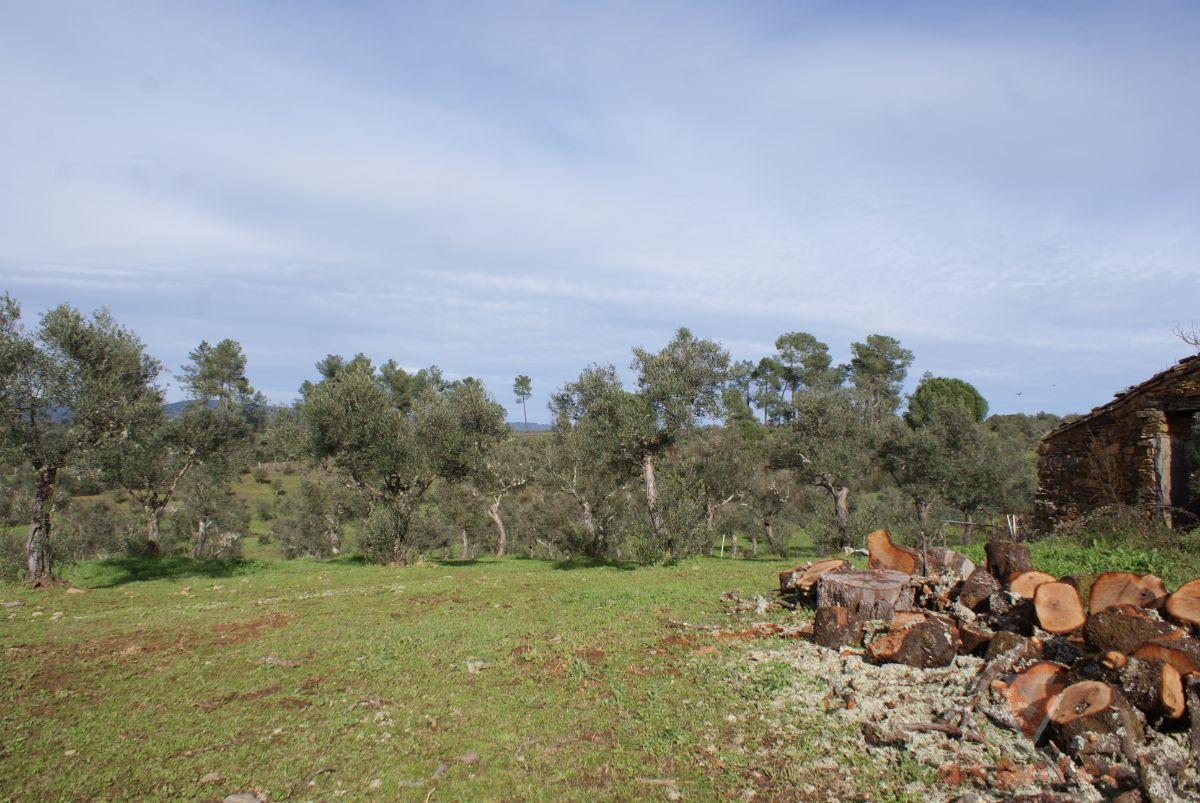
[513,374,532,432]
[773,332,845,402]
[0,296,160,581]
[846,334,914,422]
[301,357,507,564]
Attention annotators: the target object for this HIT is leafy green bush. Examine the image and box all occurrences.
[252,466,270,484]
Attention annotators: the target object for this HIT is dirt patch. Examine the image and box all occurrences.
[574,648,606,665]
[196,683,282,712]
[209,611,291,644]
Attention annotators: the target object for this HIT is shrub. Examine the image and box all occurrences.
[252,466,270,484]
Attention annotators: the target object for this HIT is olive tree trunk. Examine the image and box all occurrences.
[26,469,55,582]
[642,453,667,543]
[488,498,508,557]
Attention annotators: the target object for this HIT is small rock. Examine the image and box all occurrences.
[50,611,63,621]
[199,772,222,784]
[432,762,448,778]
[63,749,76,756]
[66,587,87,595]
[224,794,261,803]
[458,750,479,764]
[2,600,23,608]
[465,660,486,674]
[31,610,43,618]
[368,778,382,790]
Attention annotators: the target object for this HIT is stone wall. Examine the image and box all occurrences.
[1035,356,1200,531]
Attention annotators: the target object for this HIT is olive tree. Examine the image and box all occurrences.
[0,296,160,581]
[300,358,507,563]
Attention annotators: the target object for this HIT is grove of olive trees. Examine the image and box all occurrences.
[0,294,1060,579]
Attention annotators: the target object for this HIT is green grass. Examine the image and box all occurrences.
[5,552,934,801]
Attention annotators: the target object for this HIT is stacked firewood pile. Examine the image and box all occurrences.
[779,530,1200,800]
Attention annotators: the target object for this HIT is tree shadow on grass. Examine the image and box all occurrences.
[551,555,636,571]
[76,555,268,588]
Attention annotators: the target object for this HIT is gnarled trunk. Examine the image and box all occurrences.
[144,512,161,556]
[488,498,507,557]
[192,516,210,559]
[460,527,469,560]
[26,470,55,582]
[834,485,850,545]
[915,499,931,529]
[642,452,667,545]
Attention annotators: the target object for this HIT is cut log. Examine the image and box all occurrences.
[794,558,851,594]
[1009,570,1057,600]
[1118,658,1185,720]
[1066,650,1128,685]
[987,590,1035,635]
[1034,582,1087,634]
[1082,606,1186,655]
[1006,661,1069,738]
[958,621,994,655]
[985,630,1038,662]
[1131,639,1200,676]
[985,540,1032,584]
[1049,681,1144,762]
[1088,572,1169,613]
[924,546,976,579]
[1166,578,1200,629]
[865,615,958,668]
[816,569,915,621]
[959,568,999,612]
[813,605,863,650]
[866,530,918,575]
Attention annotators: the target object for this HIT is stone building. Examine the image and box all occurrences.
[1035,355,1200,531]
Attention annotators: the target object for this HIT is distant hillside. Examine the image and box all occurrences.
[508,421,553,432]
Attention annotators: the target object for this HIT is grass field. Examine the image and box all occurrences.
[5,551,930,801]
[4,481,1197,801]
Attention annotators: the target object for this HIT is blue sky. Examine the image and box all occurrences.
[1,1,1198,421]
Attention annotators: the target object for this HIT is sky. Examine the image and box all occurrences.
[1,1,1198,422]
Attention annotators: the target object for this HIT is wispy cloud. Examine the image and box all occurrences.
[1,1,1197,415]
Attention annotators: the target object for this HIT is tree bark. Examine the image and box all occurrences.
[833,485,850,545]
[488,498,507,557]
[915,499,931,529]
[642,452,667,545]
[963,512,976,545]
[26,469,55,582]
[192,516,210,559]
[765,521,776,556]
[144,509,162,556]
[460,527,469,560]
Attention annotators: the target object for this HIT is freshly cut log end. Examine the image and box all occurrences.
[865,615,958,668]
[985,540,1032,583]
[1008,570,1057,600]
[1131,640,1200,676]
[816,569,915,622]
[1005,661,1069,738]
[1082,606,1185,655]
[1166,578,1200,628]
[813,605,863,650]
[866,530,917,575]
[1050,680,1114,725]
[1034,582,1087,634]
[1115,658,1186,720]
[959,568,999,612]
[1049,682,1144,762]
[1089,571,1169,613]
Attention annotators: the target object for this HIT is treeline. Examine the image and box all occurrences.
[0,294,1060,581]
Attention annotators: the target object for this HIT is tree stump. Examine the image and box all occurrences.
[866,530,919,575]
[985,540,1032,584]
[816,569,915,621]
[813,605,863,649]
